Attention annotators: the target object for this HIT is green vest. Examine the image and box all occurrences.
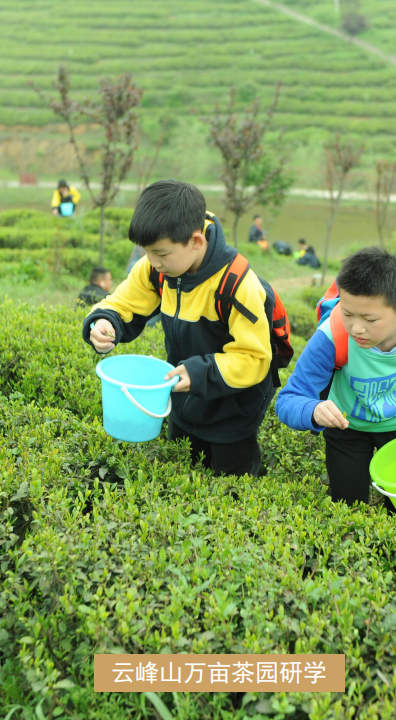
[319,319,396,431]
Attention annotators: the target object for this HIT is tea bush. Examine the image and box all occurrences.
[1,394,396,718]
[1,299,396,719]
[287,303,317,341]
[0,208,133,279]
[0,300,167,419]
[300,287,325,311]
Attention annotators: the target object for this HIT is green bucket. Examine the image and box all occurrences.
[370,438,396,509]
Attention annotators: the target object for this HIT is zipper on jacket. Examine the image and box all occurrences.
[172,277,183,359]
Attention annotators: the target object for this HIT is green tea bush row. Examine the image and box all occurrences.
[0,228,130,252]
[276,98,396,118]
[3,83,396,122]
[282,84,396,102]
[0,227,97,250]
[0,245,131,279]
[1,385,396,718]
[0,208,133,277]
[0,248,98,278]
[5,69,393,102]
[0,299,167,418]
[271,113,395,135]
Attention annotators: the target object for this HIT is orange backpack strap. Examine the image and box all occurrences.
[330,302,349,369]
[149,266,164,297]
[214,254,258,324]
[214,258,294,386]
[272,288,293,368]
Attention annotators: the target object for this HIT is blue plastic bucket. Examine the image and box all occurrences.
[60,201,74,217]
[96,355,179,442]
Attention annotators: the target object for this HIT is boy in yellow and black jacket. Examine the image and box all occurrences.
[82,180,274,477]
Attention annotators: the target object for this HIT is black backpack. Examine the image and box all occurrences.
[273,240,293,256]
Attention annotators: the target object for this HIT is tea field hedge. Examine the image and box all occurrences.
[1,0,396,182]
[1,298,396,719]
[0,207,133,281]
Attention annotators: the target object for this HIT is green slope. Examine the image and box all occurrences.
[0,0,395,185]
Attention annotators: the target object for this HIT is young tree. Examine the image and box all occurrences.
[33,66,143,264]
[321,136,364,285]
[134,118,169,203]
[375,160,396,248]
[205,85,290,247]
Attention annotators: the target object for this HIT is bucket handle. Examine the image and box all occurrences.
[121,385,172,419]
[372,481,396,499]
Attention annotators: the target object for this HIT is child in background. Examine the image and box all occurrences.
[76,267,112,308]
[82,180,275,478]
[51,179,81,217]
[276,247,396,512]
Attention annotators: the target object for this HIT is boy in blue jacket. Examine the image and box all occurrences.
[82,180,275,478]
[276,247,396,511]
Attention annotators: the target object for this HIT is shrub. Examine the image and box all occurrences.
[300,286,324,310]
[342,12,369,36]
[0,209,54,229]
[288,302,317,340]
[82,207,133,238]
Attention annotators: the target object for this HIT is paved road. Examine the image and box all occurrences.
[1,179,395,204]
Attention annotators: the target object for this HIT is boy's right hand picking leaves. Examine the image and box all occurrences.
[313,401,349,429]
[89,319,116,354]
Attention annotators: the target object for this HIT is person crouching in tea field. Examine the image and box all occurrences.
[82,180,277,478]
[51,179,81,217]
[276,247,396,513]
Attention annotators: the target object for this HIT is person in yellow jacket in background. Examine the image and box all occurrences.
[82,180,275,478]
[51,179,81,217]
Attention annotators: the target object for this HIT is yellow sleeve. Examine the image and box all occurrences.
[70,185,81,204]
[87,256,160,322]
[214,269,272,389]
[51,190,61,207]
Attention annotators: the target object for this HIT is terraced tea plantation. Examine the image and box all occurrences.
[0,0,395,184]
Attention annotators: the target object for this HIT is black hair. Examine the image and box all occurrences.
[58,179,68,188]
[253,214,261,220]
[298,238,307,245]
[337,247,396,310]
[128,180,206,247]
[90,266,110,284]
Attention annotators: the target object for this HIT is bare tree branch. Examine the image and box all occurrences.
[204,83,290,247]
[321,135,365,284]
[32,66,143,264]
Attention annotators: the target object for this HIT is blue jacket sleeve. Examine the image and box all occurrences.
[275,329,336,432]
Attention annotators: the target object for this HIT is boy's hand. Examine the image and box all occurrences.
[313,401,349,429]
[164,364,191,392]
[89,319,116,353]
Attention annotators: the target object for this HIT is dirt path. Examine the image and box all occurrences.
[270,273,333,294]
[253,0,396,68]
